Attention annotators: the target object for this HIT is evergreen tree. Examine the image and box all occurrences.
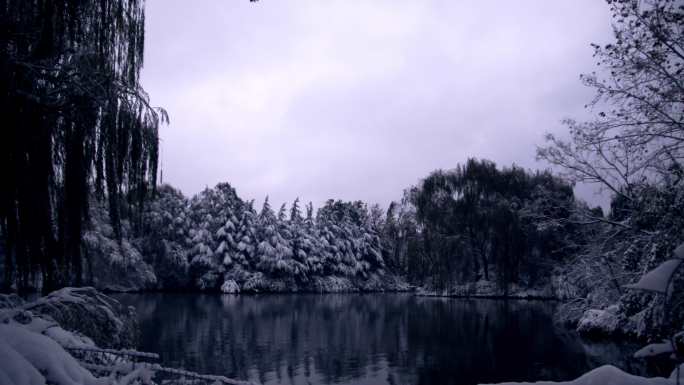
[186,183,244,289]
[141,185,191,288]
[303,202,323,275]
[288,198,310,281]
[290,198,303,223]
[256,198,293,276]
[277,203,288,222]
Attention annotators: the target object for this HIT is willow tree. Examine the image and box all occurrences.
[0,0,167,292]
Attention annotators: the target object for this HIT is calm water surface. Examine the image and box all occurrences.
[114,293,649,385]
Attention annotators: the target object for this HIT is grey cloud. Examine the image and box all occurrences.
[142,0,613,209]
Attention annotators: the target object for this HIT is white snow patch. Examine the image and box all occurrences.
[674,242,684,259]
[576,306,620,336]
[624,259,682,293]
[221,280,240,294]
[634,340,674,358]
[0,324,101,385]
[482,364,675,385]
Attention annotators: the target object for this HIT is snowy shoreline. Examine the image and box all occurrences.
[0,287,253,385]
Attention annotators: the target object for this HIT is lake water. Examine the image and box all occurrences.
[114,293,651,385]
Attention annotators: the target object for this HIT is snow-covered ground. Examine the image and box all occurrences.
[0,288,149,385]
[483,364,683,385]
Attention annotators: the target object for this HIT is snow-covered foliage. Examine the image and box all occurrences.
[84,202,157,292]
[554,183,684,340]
[0,290,136,385]
[220,280,240,294]
[14,181,398,293]
[576,306,622,338]
[140,185,191,289]
[626,257,684,382]
[135,184,396,292]
[0,289,252,385]
[21,287,139,349]
[185,183,246,290]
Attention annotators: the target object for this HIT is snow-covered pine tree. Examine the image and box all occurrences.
[315,200,387,278]
[287,198,310,281]
[316,201,354,276]
[188,217,218,290]
[233,201,258,269]
[256,197,294,276]
[302,202,323,275]
[277,203,288,222]
[290,198,303,223]
[186,183,245,289]
[141,184,191,288]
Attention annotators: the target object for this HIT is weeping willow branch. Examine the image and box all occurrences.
[0,0,167,291]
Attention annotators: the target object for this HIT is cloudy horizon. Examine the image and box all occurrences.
[141,1,614,210]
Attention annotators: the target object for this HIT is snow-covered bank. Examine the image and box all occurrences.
[0,288,252,385]
[482,364,683,385]
[0,288,139,385]
[569,299,674,342]
[415,280,556,299]
[21,287,139,348]
[220,270,411,293]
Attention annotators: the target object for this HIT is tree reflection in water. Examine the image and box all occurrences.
[115,294,648,385]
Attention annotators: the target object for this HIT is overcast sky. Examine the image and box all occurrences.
[141,1,614,209]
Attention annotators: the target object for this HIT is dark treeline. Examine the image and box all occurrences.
[0,0,166,292]
[378,159,587,293]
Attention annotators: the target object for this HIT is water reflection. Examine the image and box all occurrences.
[115,294,648,385]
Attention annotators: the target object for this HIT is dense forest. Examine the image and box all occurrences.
[138,183,391,292]
[76,162,582,295]
[1,0,683,342]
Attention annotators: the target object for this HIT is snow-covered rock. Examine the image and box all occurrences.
[576,306,621,337]
[23,287,138,349]
[482,364,677,385]
[220,279,240,294]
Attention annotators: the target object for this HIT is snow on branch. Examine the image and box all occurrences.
[634,340,675,359]
[624,258,682,293]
